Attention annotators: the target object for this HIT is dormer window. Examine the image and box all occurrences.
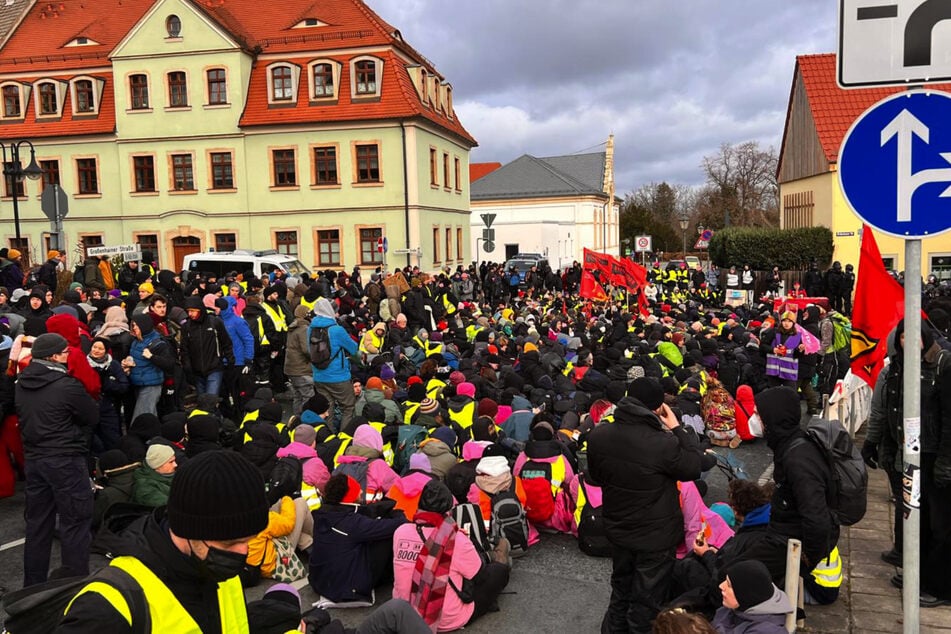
[2,85,20,118]
[38,82,57,115]
[307,60,340,101]
[351,57,382,99]
[267,63,300,104]
[74,79,94,113]
[293,18,325,28]
[65,36,100,47]
[166,15,182,38]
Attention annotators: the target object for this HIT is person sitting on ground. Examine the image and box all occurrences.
[275,423,330,511]
[132,444,177,507]
[417,425,459,481]
[92,449,140,530]
[392,479,512,631]
[711,560,793,634]
[334,423,399,501]
[309,474,406,604]
[387,453,437,520]
[243,495,310,586]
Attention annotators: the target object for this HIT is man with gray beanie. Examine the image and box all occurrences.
[17,333,99,586]
[59,450,270,632]
[587,376,704,633]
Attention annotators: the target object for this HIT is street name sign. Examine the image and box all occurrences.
[839,89,951,238]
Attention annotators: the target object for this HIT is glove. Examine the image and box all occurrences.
[270,351,279,359]
[241,365,251,375]
[142,347,153,359]
[861,440,879,469]
[935,455,951,488]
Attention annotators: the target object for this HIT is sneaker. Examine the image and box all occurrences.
[920,593,951,608]
[881,549,902,567]
[891,573,903,590]
[728,435,742,449]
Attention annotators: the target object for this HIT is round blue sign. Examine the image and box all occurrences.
[838,89,951,239]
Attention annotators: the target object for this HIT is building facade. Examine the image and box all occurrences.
[469,136,619,271]
[0,0,475,272]
[778,53,951,277]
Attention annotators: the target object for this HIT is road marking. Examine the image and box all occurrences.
[0,537,25,552]
[758,463,775,486]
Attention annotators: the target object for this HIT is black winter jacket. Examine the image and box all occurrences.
[181,313,234,377]
[587,397,703,551]
[15,360,99,459]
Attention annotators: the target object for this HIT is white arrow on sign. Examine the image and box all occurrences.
[880,109,951,222]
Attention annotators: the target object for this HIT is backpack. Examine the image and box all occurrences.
[23,266,41,289]
[488,488,529,556]
[1,565,149,634]
[452,502,491,553]
[829,313,852,353]
[72,264,85,285]
[518,458,563,523]
[576,474,611,558]
[267,455,304,505]
[309,325,334,369]
[790,418,868,526]
[333,459,371,501]
[395,424,429,475]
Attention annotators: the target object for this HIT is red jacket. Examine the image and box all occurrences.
[46,313,101,400]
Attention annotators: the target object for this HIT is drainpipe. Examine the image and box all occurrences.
[400,121,411,270]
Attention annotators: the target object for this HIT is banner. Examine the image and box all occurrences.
[850,225,904,388]
[579,269,609,302]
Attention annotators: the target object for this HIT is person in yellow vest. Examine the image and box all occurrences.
[58,450,271,632]
[262,282,290,392]
[359,322,387,363]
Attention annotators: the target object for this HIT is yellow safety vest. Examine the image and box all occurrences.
[261,302,288,332]
[448,401,476,431]
[811,547,843,588]
[403,401,421,424]
[426,378,446,400]
[368,421,395,466]
[359,330,384,355]
[255,317,269,347]
[299,296,317,313]
[65,555,249,633]
[465,325,483,343]
[332,434,353,468]
[442,294,457,315]
[574,474,591,528]
[413,336,442,357]
[301,482,321,511]
[521,456,567,497]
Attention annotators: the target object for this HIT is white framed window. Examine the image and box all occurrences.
[1,82,25,119]
[35,79,66,117]
[307,59,340,100]
[267,63,300,104]
[69,76,103,115]
[350,56,382,98]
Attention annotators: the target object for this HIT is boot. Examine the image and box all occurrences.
[492,537,512,568]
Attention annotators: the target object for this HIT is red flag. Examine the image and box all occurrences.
[850,225,904,388]
[583,248,612,278]
[580,269,609,302]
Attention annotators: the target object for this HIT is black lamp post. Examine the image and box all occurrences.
[679,215,689,258]
[0,140,43,243]
[697,223,705,267]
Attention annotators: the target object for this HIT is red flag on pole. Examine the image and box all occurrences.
[580,269,609,302]
[850,225,904,388]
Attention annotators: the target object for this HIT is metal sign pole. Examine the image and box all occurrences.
[902,238,921,634]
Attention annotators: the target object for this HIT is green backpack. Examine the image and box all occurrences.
[828,312,852,354]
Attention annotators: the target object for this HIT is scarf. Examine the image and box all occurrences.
[87,353,113,370]
[410,511,457,632]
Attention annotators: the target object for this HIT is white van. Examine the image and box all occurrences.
[182,250,310,280]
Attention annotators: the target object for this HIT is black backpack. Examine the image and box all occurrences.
[309,325,334,369]
[72,264,86,286]
[576,474,611,557]
[488,487,529,556]
[790,418,868,526]
[2,565,149,634]
[266,455,304,505]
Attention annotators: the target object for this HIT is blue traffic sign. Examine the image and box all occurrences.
[839,89,951,238]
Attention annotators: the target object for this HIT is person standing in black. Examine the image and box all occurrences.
[842,263,856,316]
[17,333,99,586]
[825,262,844,312]
[804,260,824,298]
[587,377,704,633]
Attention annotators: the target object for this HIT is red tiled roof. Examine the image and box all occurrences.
[470,162,501,183]
[0,73,116,139]
[795,53,951,164]
[238,50,475,145]
[0,1,152,73]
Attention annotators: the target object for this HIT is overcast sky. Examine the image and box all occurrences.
[371,0,837,195]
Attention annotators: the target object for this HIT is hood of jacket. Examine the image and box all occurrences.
[309,314,336,329]
[510,396,532,412]
[313,297,336,319]
[420,438,453,459]
[742,503,771,527]
[612,396,663,430]
[277,441,319,462]
[393,471,432,497]
[462,440,492,461]
[754,386,803,451]
[744,585,793,616]
[46,313,83,347]
[16,359,70,391]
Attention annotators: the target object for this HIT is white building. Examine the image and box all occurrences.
[469,137,619,270]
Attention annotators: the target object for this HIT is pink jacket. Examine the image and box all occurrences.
[494,405,512,426]
[335,454,399,498]
[276,441,330,493]
[392,522,482,632]
[677,480,734,559]
[512,452,575,534]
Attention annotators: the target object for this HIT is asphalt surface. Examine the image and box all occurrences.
[0,433,775,631]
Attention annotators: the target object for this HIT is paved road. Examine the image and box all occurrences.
[0,437,774,630]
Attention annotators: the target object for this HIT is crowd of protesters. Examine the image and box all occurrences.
[0,244,948,633]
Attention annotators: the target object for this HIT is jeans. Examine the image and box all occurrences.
[132,384,162,420]
[196,370,223,397]
[24,455,93,586]
[602,545,676,634]
[289,375,315,416]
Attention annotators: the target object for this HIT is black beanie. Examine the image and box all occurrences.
[627,377,665,410]
[98,449,134,474]
[167,450,268,540]
[131,313,154,336]
[407,382,427,402]
[258,402,284,423]
[418,479,454,515]
[604,380,627,404]
[363,402,385,424]
[728,560,775,611]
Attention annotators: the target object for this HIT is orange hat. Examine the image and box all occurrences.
[47,250,61,260]
[7,249,21,260]
[523,341,538,353]
[366,377,384,391]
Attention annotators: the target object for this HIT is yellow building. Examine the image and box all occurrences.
[778,53,951,277]
[0,0,475,272]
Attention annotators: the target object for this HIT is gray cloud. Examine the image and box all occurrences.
[372,0,837,192]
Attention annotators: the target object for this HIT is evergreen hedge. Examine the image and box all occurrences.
[708,226,834,270]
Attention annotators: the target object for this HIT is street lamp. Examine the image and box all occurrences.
[0,140,43,243]
[679,215,689,258]
[697,224,705,267]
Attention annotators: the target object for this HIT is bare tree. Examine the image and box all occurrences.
[700,141,779,227]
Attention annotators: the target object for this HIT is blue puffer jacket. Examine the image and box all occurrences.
[129,331,166,387]
[221,296,255,366]
[309,299,357,384]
